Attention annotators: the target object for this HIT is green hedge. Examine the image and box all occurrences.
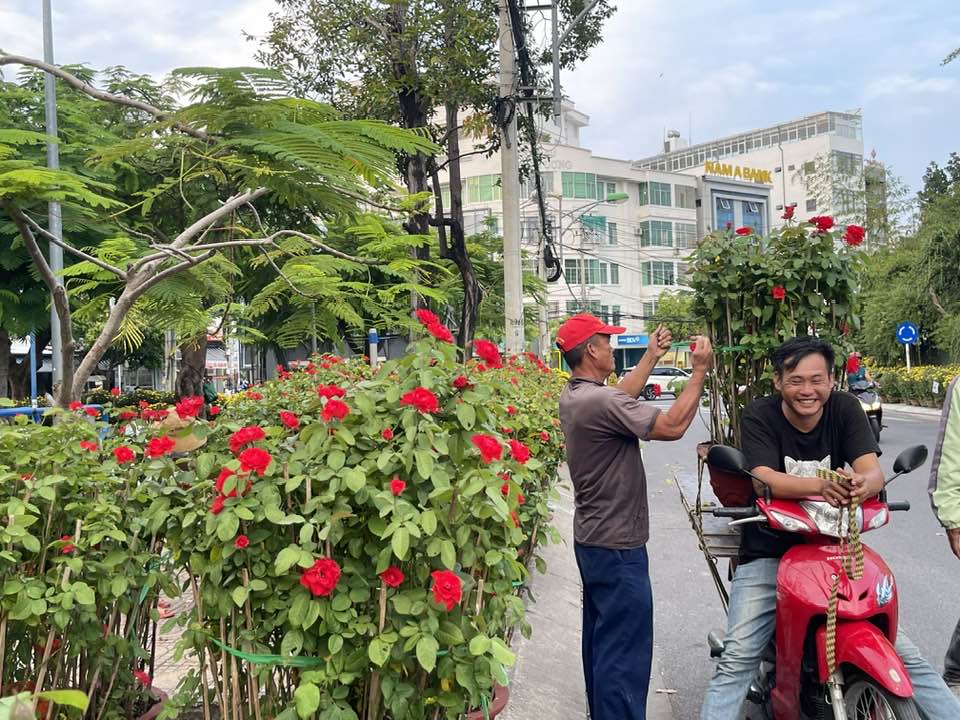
[871,364,960,408]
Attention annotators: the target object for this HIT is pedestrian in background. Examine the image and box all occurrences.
[556,313,713,720]
[929,375,960,698]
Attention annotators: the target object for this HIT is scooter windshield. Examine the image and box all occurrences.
[798,500,864,538]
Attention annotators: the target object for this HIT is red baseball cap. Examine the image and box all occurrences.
[555,313,626,352]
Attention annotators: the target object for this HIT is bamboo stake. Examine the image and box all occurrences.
[228,618,242,720]
[220,617,233,720]
[366,584,388,720]
[241,570,263,720]
[83,605,120,718]
[0,613,7,693]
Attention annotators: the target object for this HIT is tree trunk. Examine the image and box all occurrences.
[442,103,481,354]
[0,330,10,399]
[176,334,207,398]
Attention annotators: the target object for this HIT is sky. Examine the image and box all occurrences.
[2,0,958,193]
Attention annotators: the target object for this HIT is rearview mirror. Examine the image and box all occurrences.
[892,445,928,475]
[707,445,750,476]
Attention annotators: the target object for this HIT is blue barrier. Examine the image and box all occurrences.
[0,404,108,426]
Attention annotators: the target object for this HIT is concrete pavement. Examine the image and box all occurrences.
[501,468,675,720]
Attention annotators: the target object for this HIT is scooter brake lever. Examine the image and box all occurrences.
[728,516,768,527]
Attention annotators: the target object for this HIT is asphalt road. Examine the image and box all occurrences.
[641,399,958,720]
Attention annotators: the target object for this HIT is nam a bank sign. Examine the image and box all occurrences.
[704,161,772,184]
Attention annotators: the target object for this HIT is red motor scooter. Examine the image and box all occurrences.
[705,444,928,720]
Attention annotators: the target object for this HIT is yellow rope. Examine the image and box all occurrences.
[815,468,863,676]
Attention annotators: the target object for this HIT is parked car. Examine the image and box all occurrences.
[619,366,692,400]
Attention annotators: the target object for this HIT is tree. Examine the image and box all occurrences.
[257,0,616,352]
[648,290,703,341]
[0,54,438,405]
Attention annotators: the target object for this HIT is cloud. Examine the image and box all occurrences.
[863,73,957,100]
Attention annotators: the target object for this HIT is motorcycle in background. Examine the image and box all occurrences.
[849,380,882,443]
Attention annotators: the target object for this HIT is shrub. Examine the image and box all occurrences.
[871,364,960,407]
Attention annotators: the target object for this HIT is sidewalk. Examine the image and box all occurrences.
[884,402,942,418]
[501,467,675,720]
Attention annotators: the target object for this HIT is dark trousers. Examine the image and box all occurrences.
[946,617,960,686]
[574,542,654,720]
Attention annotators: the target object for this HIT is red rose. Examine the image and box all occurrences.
[211,495,226,515]
[772,285,787,301]
[317,384,347,399]
[540,430,550,442]
[322,398,350,422]
[381,427,394,441]
[471,434,502,464]
[85,406,100,418]
[119,410,138,421]
[279,411,300,430]
[299,557,342,597]
[735,226,751,236]
[725,222,733,230]
[110,387,121,396]
[430,570,462,611]
[245,391,263,400]
[215,468,251,497]
[60,534,76,554]
[389,477,406,496]
[146,435,175,458]
[500,482,510,496]
[782,205,795,220]
[305,362,317,375]
[175,395,204,420]
[508,439,531,465]
[473,339,503,369]
[426,322,454,344]
[380,566,405,588]
[69,401,82,411]
[506,405,517,415]
[452,375,472,390]
[113,446,135,464]
[400,387,440,414]
[843,224,865,246]
[209,405,221,416]
[502,427,513,435]
[133,670,151,687]
[79,440,98,452]
[415,308,440,326]
[138,400,150,409]
[238,447,272,477]
[511,511,521,528]
[809,215,834,232]
[234,535,249,550]
[517,492,525,505]
[229,426,266,453]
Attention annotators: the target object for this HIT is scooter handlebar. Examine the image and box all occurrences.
[887,501,910,512]
[712,507,758,519]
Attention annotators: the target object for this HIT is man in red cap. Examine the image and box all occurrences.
[557,313,713,720]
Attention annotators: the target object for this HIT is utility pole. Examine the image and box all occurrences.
[42,0,64,390]
[499,0,524,353]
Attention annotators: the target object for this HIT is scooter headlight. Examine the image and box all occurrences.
[799,500,864,538]
[768,510,815,533]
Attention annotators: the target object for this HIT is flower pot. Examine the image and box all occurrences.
[697,442,752,508]
[464,684,509,720]
[136,687,169,720]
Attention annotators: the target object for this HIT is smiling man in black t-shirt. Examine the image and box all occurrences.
[702,337,960,719]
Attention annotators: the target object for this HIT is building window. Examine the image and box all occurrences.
[440,183,451,207]
[675,185,695,209]
[566,300,580,315]
[715,197,735,229]
[465,174,502,203]
[650,181,671,206]
[520,217,541,243]
[741,201,764,235]
[638,181,649,205]
[561,171,597,199]
[580,214,606,243]
[485,215,499,234]
[607,222,618,245]
[612,305,621,324]
[642,261,676,286]
[806,198,817,212]
[639,220,674,247]
[832,151,863,176]
[564,258,580,285]
[520,171,554,199]
[802,161,816,175]
[675,222,697,249]
[642,300,656,318]
[597,179,617,200]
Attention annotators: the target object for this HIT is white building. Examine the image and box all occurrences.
[439,103,864,367]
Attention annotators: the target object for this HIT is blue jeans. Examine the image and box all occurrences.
[701,558,960,719]
[574,542,653,720]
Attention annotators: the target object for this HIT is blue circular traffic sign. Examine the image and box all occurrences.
[896,321,918,345]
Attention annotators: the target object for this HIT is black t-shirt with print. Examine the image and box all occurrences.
[738,391,879,563]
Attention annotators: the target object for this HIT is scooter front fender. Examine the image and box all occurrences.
[815,621,913,698]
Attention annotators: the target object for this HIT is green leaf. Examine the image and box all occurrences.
[414,449,434,479]
[289,592,310,628]
[440,539,456,569]
[419,509,437,536]
[217,512,239,542]
[330,593,351,612]
[72,582,95,606]
[275,546,301,574]
[416,635,439,673]
[37,690,88,711]
[231,586,249,608]
[455,403,476,430]
[343,467,366,492]
[21,533,40,553]
[391,527,410,560]
[489,638,516,667]
[469,634,491,656]
[110,576,129,598]
[328,634,344,654]
[294,682,321,719]
[368,636,391,666]
[328,450,345,471]
[337,427,355,445]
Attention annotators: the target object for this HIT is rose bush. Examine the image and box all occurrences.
[147,335,564,719]
[689,216,863,446]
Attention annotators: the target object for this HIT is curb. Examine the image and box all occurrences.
[884,403,942,418]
